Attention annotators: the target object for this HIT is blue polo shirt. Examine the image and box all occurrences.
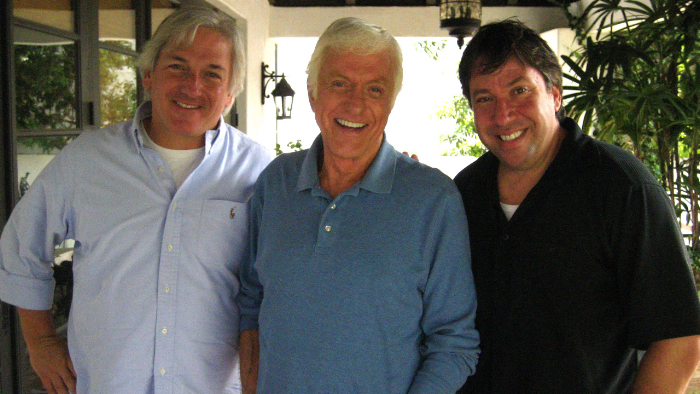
[238,135,480,394]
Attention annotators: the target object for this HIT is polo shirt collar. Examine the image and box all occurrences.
[130,101,223,155]
[297,133,396,195]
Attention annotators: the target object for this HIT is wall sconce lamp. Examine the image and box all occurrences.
[439,0,482,48]
[261,62,296,120]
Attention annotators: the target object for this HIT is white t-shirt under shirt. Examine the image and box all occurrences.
[500,202,519,221]
[141,128,205,188]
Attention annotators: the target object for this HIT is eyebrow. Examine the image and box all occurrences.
[165,54,227,71]
[471,75,526,97]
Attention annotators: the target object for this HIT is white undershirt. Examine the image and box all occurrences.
[500,202,519,221]
[141,128,204,188]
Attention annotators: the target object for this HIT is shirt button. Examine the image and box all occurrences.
[330,204,337,210]
[158,167,165,173]
[325,225,332,232]
[164,286,170,293]
[160,368,166,375]
[172,203,177,210]
[162,328,167,334]
[167,244,173,252]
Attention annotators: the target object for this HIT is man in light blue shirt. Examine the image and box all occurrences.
[0,6,272,393]
[237,17,479,394]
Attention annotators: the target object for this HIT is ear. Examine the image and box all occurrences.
[308,86,317,113]
[225,91,235,109]
[142,68,153,92]
[551,85,562,113]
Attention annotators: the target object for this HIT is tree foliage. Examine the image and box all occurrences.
[99,42,138,128]
[15,40,137,154]
[416,40,484,157]
[436,95,486,157]
[561,0,700,268]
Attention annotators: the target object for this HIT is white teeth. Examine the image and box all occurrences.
[336,118,366,128]
[500,130,523,141]
[176,101,199,109]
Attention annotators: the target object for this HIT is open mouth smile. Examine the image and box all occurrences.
[176,101,201,109]
[336,118,367,129]
[500,130,523,142]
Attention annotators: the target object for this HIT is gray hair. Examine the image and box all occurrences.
[136,5,245,114]
[306,17,403,105]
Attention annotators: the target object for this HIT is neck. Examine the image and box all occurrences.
[318,150,374,198]
[143,117,206,150]
[498,126,566,205]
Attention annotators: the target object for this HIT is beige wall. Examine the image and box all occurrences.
[207,0,274,146]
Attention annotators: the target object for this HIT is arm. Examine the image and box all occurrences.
[17,307,76,394]
[632,335,700,394]
[408,189,480,393]
[239,329,260,394]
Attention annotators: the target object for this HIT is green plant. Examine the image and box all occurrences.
[416,40,484,158]
[561,0,700,276]
[275,139,304,156]
[436,95,486,157]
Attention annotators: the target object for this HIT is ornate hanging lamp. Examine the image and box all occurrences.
[262,62,296,120]
[439,0,482,48]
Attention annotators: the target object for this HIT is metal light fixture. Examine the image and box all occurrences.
[262,62,295,120]
[440,0,482,48]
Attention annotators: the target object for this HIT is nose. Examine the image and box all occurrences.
[343,88,365,115]
[181,72,203,96]
[493,98,514,126]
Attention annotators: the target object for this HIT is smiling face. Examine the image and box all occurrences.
[469,57,564,175]
[310,49,395,169]
[142,27,234,150]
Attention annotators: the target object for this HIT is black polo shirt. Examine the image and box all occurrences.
[455,118,700,393]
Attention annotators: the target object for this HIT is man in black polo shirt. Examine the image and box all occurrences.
[454,19,700,393]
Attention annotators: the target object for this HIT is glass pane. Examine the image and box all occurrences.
[100,48,138,127]
[13,0,75,32]
[16,135,76,393]
[99,0,136,48]
[14,26,77,131]
[16,136,75,197]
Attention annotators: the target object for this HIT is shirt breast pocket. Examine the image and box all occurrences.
[195,199,249,270]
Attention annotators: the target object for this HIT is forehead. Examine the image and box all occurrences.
[160,28,232,63]
[320,49,394,81]
[471,57,544,90]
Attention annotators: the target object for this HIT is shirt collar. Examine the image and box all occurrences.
[296,133,396,195]
[130,101,223,155]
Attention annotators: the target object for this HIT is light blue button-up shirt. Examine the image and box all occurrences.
[238,135,480,393]
[0,102,273,393]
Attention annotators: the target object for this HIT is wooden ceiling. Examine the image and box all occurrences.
[269,0,564,7]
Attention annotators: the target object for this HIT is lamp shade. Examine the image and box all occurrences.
[271,76,295,120]
[440,0,481,48]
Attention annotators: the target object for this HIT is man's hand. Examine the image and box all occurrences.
[17,308,77,394]
[239,329,260,394]
[402,151,419,161]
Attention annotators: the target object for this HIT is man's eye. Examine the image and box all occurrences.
[332,81,345,87]
[514,87,528,95]
[168,64,186,72]
[206,71,222,80]
[474,96,491,104]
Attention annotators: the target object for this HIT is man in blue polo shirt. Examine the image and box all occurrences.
[236,17,480,394]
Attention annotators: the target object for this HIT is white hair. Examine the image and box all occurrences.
[306,17,403,105]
